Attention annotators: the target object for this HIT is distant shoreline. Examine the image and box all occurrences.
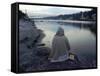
[33,19,95,24]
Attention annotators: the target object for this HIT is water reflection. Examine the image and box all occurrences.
[34,20,96,65]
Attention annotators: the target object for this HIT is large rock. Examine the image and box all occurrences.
[18,11,45,72]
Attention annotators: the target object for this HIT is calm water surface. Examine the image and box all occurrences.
[34,20,96,63]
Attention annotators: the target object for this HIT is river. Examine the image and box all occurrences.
[34,20,96,67]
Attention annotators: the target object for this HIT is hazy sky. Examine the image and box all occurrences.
[19,5,92,18]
